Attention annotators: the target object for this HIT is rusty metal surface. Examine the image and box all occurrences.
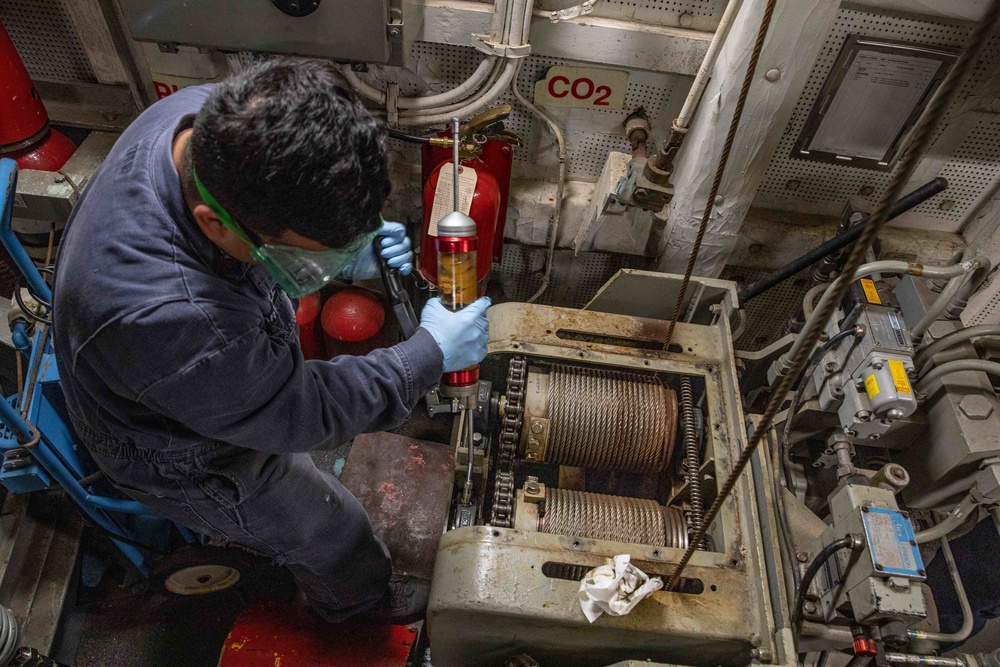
[430,285,786,667]
[339,432,454,581]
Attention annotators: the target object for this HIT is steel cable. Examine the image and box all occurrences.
[664,1,1000,592]
[546,365,674,471]
[541,488,688,548]
[662,0,780,350]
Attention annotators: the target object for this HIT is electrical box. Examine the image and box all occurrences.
[117,0,418,66]
[814,484,926,624]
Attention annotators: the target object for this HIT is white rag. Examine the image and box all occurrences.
[578,554,663,623]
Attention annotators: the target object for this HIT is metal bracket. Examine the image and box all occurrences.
[614,156,675,212]
[521,415,549,462]
[470,34,532,59]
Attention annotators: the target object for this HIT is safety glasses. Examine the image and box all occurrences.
[192,168,377,298]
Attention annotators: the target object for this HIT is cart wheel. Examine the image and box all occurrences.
[151,546,246,596]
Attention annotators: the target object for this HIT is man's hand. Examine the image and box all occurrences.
[339,220,414,281]
[420,297,491,373]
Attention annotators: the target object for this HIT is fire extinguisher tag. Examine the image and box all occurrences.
[428,167,478,236]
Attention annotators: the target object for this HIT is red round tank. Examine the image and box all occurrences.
[418,158,500,296]
[0,20,75,170]
[0,20,47,149]
[5,128,76,171]
[295,292,323,361]
[322,288,385,343]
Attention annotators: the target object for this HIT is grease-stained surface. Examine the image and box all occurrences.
[219,601,415,667]
[339,432,455,581]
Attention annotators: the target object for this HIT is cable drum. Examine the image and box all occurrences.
[542,364,677,472]
[539,488,688,549]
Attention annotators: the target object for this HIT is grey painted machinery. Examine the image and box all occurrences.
[427,272,786,667]
[743,252,1000,663]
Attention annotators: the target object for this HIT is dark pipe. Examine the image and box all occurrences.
[792,535,862,632]
[738,178,948,303]
[386,128,432,145]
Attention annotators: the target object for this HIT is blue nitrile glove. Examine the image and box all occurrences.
[420,297,491,373]
[338,220,414,281]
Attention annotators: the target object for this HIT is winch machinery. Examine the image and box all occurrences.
[427,272,780,667]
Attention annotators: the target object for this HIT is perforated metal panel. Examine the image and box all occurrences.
[541,0,729,31]
[496,243,639,307]
[720,266,813,351]
[0,0,97,83]
[755,8,1000,233]
[965,270,1000,326]
[358,41,689,181]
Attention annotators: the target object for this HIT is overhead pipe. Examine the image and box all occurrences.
[738,178,949,303]
[643,0,746,184]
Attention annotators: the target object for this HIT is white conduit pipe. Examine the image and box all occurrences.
[345,0,532,123]
[676,0,746,130]
[509,61,567,304]
[400,59,509,119]
[341,58,498,110]
[397,61,520,127]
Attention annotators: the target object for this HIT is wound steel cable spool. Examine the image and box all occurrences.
[533,364,676,472]
[539,488,688,549]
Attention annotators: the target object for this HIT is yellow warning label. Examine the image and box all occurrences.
[860,278,882,305]
[888,359,912,394]
[865,374,880,399]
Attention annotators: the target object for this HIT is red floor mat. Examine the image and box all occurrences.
[219,601,415,667]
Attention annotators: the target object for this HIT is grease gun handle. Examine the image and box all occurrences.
[377,249,419,340]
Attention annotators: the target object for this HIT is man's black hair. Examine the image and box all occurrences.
[187,59,389,248]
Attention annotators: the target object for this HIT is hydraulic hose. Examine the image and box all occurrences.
[792,535,863,631]
[914,359,1000,396]
[386,128,432,144]
[914,494,978,544]
[911,269,974,341]
[907,535,972,643]
[915,324,1000,369]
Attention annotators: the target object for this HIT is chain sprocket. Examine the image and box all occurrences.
[490,356,526,527]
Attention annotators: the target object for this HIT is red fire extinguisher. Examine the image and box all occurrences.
[418,105,519,295]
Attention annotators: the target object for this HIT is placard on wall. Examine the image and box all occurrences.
[792,35,958,171]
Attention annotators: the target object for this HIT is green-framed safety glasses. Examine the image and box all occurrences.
[192,168,378,298]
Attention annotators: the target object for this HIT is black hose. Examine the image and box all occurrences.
[14,267,54,326]
[386,128,433,145]
[772,325,863,604]
[792,535,861,632]
[738,178,949,303]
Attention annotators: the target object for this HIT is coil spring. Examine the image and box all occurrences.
[679,377,705,549]
[538,488,688,549]
[545,365,676,472]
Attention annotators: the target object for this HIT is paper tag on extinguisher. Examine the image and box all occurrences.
[428,166,478,236]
